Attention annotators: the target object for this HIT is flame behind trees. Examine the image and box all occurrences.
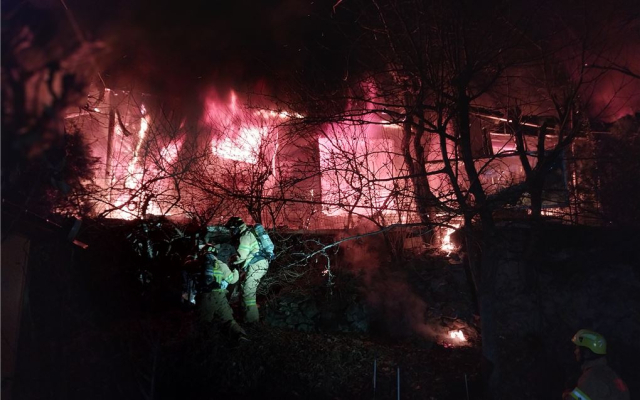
[6,0,635,236]
[279,0,639,394]
[78,89,303,226]
[182,91,292,225]
[4,0,634,242]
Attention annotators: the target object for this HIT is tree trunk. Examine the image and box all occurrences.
[454,87,500,393]
[402,104,438,243]
[479,228,499,396]
[529,180,544,222]
[462,214,480,315]
[456,92,496,234]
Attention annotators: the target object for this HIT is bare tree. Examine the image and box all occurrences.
[2,3,104,228]
[183,96,300,226]
[277,0,639,393]
[70,91,205,221]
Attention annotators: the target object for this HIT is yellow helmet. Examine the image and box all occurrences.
[572,329,607,355]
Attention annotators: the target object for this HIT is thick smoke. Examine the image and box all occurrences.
[61,0,334,117]
[339,228,464,343]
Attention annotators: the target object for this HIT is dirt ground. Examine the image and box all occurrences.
[159,322,481,400]
[8,220,483,400]
[14,220,638,399]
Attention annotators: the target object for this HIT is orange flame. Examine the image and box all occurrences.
[440,223,459,253]
[125,111,150,189]
[212,126,265,164]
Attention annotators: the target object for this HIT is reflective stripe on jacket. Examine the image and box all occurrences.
[203,253,239,292]
[236,227,261,269]
[568,358,630,400]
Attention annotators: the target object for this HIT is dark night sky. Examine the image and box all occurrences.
[73,0,347,98]
[3,0,639,119]
[3,0,350,99]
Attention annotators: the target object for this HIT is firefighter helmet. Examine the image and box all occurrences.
[225,217,244,235]
[572,329,607,355]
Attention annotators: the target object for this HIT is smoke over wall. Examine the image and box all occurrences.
[338,230,460,343]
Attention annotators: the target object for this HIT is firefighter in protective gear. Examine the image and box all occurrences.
[563,329,629,400]
[196,242,247,339]
[225,217,269,324]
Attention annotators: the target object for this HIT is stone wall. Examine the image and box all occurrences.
[490,224,640,399]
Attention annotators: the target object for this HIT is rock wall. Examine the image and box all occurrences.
[264,230,478,345]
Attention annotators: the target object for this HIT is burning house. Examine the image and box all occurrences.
[5,1,640,399]
[65,84,602,234]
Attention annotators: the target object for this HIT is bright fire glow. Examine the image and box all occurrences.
[103,104,186,220]
[449,330,466,341]
[125,111,150,189]
[539,207,568,216]
[109,198,136,220]
[316,80,405,220]
[159,138,183,165]
[89,89,296,220]
[440,223,460,253]
[204,91,281,164]
[109,138,185,220]
[212,126,265,164]
[254,109,303,119]
[318,126,398,218]
[230,90,237,114]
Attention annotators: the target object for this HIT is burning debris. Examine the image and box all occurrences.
[449,329,466,341]
[440,223,460,255]
[441,328,472,349]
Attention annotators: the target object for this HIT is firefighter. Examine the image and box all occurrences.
[225,217,269,324]
[563,329,630,400]
[195,241,247,340]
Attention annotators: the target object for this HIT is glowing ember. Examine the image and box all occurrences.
[449,330,466,341]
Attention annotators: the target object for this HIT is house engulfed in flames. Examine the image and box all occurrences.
[65,86,599,231]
